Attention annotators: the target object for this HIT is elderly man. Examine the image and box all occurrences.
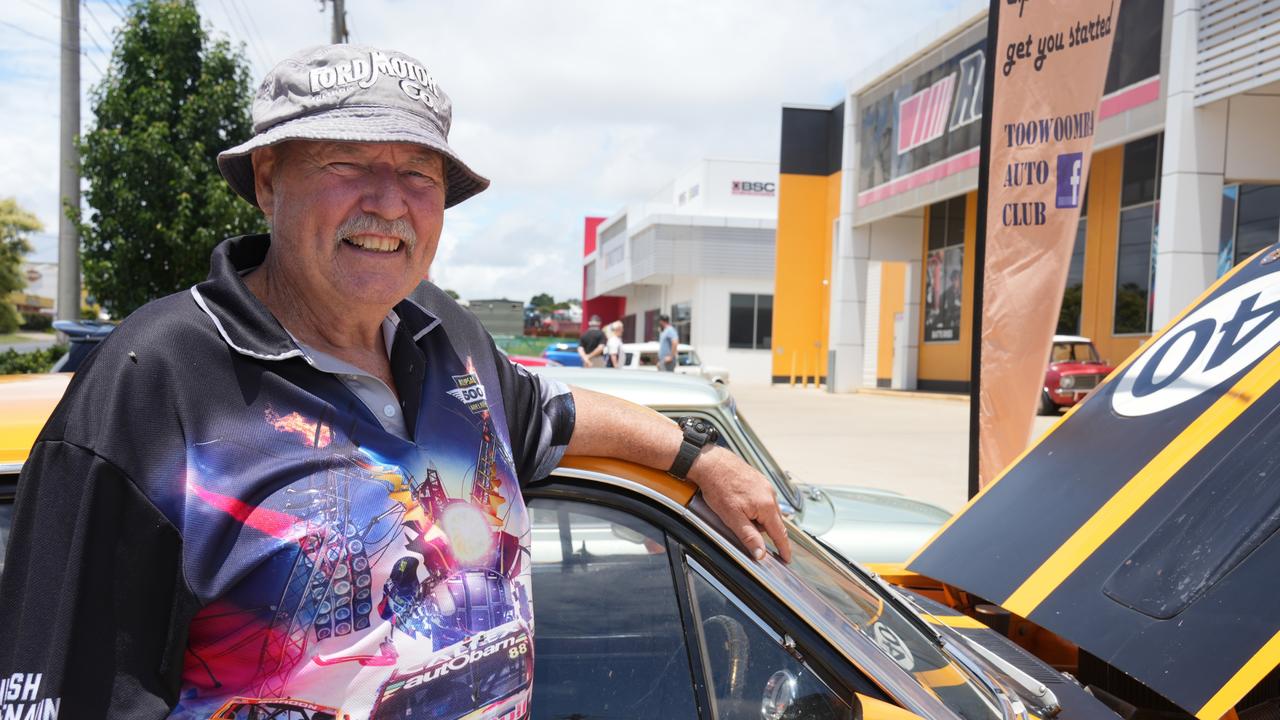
[0,45,787,718]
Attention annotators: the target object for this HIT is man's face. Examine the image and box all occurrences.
[252,140,447,310]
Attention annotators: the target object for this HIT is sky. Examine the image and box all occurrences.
[2,0,961,305]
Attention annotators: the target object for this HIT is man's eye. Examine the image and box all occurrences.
[327,162,361,172]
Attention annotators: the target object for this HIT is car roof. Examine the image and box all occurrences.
[1052,334,1091,343]
[0,373,72,469]
[529,367,727,408]
[621,341,697,351]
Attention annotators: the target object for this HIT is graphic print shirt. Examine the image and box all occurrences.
[0,235,575,720]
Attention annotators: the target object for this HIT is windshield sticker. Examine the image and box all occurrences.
[872,622,915,671]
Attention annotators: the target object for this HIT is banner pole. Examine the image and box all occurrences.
[968,0,1001,499]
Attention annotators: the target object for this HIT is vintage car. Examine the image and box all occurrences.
[619,341,731,384]
[1038,335,1115,415]
[531,366,951,564]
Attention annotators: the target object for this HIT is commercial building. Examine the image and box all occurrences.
[582,159,779,379]
[774,0,1280,391]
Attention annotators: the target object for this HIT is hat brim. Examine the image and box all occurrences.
[217,105,489,210]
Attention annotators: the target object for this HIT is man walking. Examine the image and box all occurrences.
[657,313,680,371]
[0,45,788,719]
[577,314,606,367]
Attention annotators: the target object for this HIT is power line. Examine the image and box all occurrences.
[213,0,268,75]
[81,0,115,47]
[229,0,275,67]
[102,0,129,22]
[0,19,104,75]
[19,0,60,21]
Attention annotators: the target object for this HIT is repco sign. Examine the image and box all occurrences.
[731,181,775,197]
[1112,275,1280,417]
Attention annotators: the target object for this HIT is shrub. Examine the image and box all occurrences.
[0,345,68,374]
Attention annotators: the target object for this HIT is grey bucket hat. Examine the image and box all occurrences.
[217,44,489,209]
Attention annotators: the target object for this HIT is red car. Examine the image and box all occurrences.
[1039,334,1114,414]
[496,347,561,368]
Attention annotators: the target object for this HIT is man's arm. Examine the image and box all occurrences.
[566,386,792,562]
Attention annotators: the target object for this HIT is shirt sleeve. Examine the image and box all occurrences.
[0,440,198,719]
[492,343,577,486]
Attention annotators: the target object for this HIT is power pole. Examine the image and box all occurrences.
[58,0,81,323]
[329,0,348,43]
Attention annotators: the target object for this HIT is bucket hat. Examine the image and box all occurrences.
[218,44,488,209]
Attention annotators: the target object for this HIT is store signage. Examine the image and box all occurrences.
[896,50,985,155]
[731,181,776,197]
[975,0,1120,487]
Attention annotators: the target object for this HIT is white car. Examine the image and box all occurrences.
[617,341,730,384]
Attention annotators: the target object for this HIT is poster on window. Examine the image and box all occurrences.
[925,246,964,341]
[976,0,1121,486]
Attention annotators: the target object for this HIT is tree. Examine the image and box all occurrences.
[530,292,555,309]
[0,198,42,334]
[75,0,265,318]
[444,288,460,300]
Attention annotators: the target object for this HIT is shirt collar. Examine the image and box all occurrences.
[190,234,441,361]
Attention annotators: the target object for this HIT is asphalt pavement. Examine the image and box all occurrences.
[729,382,1058,513]
[0,332,57,354]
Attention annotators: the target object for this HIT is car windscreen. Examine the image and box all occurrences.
[1050,342,1099,363]
[730,403,801,502]
[755,526,1003,720]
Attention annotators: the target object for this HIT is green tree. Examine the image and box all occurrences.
[444,288,460,300]
[0,198,42,334]
[75,0,265,318]
[530,292,554,309]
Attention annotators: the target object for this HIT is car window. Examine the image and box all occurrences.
[687,558,854,720]
[678,351,699,367]
[638,352,658,367]
[528,499,698,720]
[1051,342,1099,363]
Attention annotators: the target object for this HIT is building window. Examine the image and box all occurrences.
[621,314,636,343]
[728,294,772,350]
[671,302,691,344]
[643,309,658,342]
[1059,219,1087,335]
[1219,184,1280,275]
[924,195,966,342]
[1113,134,1162,335]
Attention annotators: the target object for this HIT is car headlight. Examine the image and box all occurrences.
[1060,375,1075,389]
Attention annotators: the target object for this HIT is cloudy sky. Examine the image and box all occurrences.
[2,0,960,305]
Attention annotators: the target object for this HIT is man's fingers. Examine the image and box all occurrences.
[758,504,792,563]
[734,520,768,562]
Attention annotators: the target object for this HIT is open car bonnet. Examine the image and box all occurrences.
[908,244,1280,719]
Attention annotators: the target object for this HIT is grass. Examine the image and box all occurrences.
[492,335,575,357]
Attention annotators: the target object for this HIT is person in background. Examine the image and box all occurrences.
[605,320,624,368]
[578,315,606,367]
[657,314,679,371]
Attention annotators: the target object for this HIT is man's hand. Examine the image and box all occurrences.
[688,447,792,563]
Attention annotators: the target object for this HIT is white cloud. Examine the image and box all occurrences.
[2,0,961,300]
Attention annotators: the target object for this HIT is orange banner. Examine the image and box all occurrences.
[978,0,1121,485]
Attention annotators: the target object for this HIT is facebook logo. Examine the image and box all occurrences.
[1056,152,1084,209]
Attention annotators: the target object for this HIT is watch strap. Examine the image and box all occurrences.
[668,440,702,480]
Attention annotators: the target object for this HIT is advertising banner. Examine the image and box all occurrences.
[975,0,1121,487]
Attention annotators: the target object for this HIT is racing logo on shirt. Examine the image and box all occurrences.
[0,673,60,719]
[447,372,490,415]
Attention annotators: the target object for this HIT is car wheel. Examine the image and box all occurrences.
[1037,390,1057,416]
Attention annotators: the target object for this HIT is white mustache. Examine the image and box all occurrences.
[336,214,417,250]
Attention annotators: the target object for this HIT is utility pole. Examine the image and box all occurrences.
[58,0,81,323]
[329,0,348,43]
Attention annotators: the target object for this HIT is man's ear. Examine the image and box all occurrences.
[251,146,279,218]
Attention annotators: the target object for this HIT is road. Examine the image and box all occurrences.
[729,383,1058,513]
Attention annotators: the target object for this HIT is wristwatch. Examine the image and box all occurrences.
[668,416,719,480]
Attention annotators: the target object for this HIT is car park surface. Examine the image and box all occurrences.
[531,367,952,564]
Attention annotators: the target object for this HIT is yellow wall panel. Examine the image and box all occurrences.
[772,172,839,380]
[878,262,907,381]
[918,191,978,385]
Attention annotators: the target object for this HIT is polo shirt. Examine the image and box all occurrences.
[0,234,575,720]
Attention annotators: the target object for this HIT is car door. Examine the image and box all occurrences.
[527,489,865,720]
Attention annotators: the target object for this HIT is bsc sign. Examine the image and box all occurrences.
[1113,275,1280,417]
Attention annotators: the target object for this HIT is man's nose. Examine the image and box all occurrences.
[360,168,409,219]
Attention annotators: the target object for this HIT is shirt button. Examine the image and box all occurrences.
[383,404,397,418]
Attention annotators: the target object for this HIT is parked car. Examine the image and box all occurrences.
[1039,334,1114,415]
[531,367,950,563]
[539,341,582,367]
[526,457,1115,720]
[49,319,114,373]
[619,341,730,383]
[496,346,561,368]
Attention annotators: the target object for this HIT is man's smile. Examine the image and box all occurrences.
[342,234,406,253]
